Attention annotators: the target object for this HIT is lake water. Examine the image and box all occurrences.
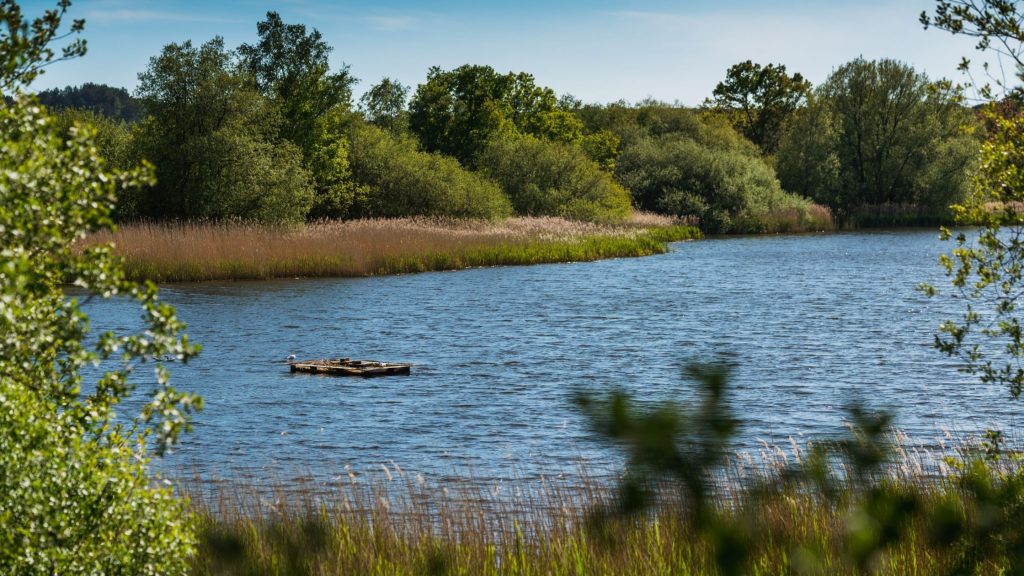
[84,229,1024,483]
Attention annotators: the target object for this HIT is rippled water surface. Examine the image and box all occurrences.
[85,230,1024,481]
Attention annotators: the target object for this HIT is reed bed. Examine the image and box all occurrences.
[184,433,1020,575]
[737,204,836,234]
[845,203,955,228]
[83,214,701,283]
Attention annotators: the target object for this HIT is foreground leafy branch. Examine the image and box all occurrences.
[1,1,202,573]
[577,366,1024,575]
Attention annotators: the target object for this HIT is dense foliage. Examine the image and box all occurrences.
[578,101,823,232]
[477,133,631,222]
[776,58,977,223]
[1,2,201,572]
[347,122,512,219]
[707,60,811,154]
[133,38,313,224]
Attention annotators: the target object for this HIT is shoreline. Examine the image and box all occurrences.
[81,215,703,283]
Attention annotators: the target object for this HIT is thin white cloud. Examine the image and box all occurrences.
[366,15,417,32]
[84,9,238,24]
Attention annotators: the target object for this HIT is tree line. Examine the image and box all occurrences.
[38,13,981,231]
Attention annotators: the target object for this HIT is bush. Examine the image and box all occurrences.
[617,135,818,233]
[477,133,632,223]
[347,122,513,219]
[0,94,201,574]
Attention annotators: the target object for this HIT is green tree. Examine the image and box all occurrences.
[776,58,976,222]
[0,0,84,93]
[347,122,513,219]
[774,95,842,205]
[359,76,409,133]
[922,0,1024,99]
[239,12,359,219]
[1,1,200,572]
[707,60,811,155]
[408,64,591,165]
[134,38,313,223]
[477,133,632,222]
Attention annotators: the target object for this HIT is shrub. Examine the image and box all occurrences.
[478,133,632,223]
[1,4,201,570]
[617,135,818,233]
[1,94,201,575]
[347,122,513,219]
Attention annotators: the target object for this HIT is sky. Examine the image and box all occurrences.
[21,0,1008,106]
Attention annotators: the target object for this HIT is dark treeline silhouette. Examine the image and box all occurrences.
[37,82,142,122]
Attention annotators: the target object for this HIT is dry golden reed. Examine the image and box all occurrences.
[82,214,701,282]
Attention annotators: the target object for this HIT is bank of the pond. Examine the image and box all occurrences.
[82,215,701,283]
[186,443,1022,576]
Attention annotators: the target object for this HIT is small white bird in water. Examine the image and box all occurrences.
[286,354,296,361]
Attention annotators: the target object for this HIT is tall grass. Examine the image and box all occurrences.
[845,203,955,228]
[736,203,836,234]
[83,214,700,283]
[185,434,1018,575]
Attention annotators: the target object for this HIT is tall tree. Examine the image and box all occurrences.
[776,58,976,220]
[239,12,358,219]
[359,76,409,133]
[134,38,313,223]
[708,60,811,155]
[408,64,589,166]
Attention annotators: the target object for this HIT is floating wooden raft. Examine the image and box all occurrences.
[289,358,412,377]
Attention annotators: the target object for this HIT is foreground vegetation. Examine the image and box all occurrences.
[185,375,1024,576]
[1,4,200,573]
[83,214,703,282]
[188,473,1024,576]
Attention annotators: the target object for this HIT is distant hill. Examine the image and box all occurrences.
[36,83,143,123]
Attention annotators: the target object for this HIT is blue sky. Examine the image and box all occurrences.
[23,0,1002,105]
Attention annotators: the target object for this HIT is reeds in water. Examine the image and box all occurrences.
[184,432,1022,575]
[83,214,700,282]
[846,203,955,228]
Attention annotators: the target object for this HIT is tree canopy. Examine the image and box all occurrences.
[360,76,410,133]
[134,37,313,223]
[776,58,976,221]
[408,64,591,165]
[708,60,811,154]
